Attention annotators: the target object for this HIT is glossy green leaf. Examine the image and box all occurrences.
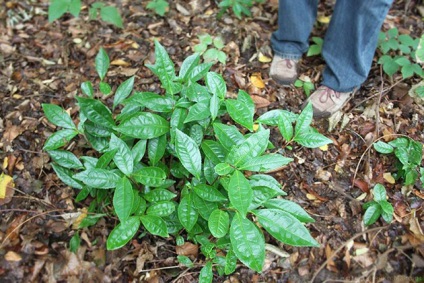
[189,124,204,146]
[188,62,213,82]
[146,201,176,217]
[214,162,234,176]
[256,109,297,126]
[175,129,202,179]
[230,213,265,272]
[148,135,167,166]
[249,174,283,194]
[109,134,134,176]
[81,81,94,98]
[48,150,83,169]
[42,104,76,129]
[113,177,134,222]
[69,232,80,253]
[44,129,78,150]
[295,102,313,135]
[265,199,315,223]
[85,132,109,152]
[144,189,177,202]
[185,98,210,123]
[116,112,169,139]
[278,111,294,142]
[373,184,386,202]
[177,255,194,267]
[129,92,174,112]
[100,6,123,28]
[107,217,140,250]
[182,82,209,102]
[48,0,72,22]
[193,184,227,202]
[210,92,220,121]
[225,249,237,275]
[206,72,226,99]
[225,90,254,131]
[178,193,198,231]
[51,163,83,189]
[254,209,319,247]
[192,194,218,220]
[228,170,252,216]
[208,209,229,238]
[363,203,382,226]
[199,261,213,283]
[84,121,112,137]
[179,53,200,81]
[294,132,333,148]
[131,193,147,215]
[140,215,169,237]
[226,129,270,168]
[204,157,218,184]
[213,123,244,151]
[132,139,147,164]
[132,167,166,187]
[73,168,120,189]
[201,140,227,165]
[380,200,394,223]
[238,154,293,172]
[99,81,111,95]
[113,76,134,109]
[373,141,394,154]
[95,47,110,81]
[76,97,115,128]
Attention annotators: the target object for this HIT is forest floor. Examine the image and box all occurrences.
[0,0,424,282]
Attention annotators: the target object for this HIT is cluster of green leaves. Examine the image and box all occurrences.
[193,34,227,65]
[377,28,423,79]
[146,0,169,16]
[43,42,327,278]
[48,0,123,28]
[374,137,424,187]
[307,37,323,57]
[218,0,264,19]
[363,184,394,226]
[294,77,315,97]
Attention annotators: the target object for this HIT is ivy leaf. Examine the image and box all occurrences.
[107,217,140,250]
[228,170,252,217]
[208,209,229,238]
[95,47,110,81]
[113,177,134,222]
[109,134,134,176]
[225,90,254,131]
[116,112,169,139]
[175,129,202,180]
[113,76,134,109]
[140,215,169,237]
[230,213,265,272]
[42,104,76,129]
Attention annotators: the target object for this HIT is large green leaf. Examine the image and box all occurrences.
[230,213,265,272]
[256,109,297,126]
[201,140,227,165]
[294,132,333,148]
[76,97,115,128]
[144,189,177,202]
[208,209,229,238]
[113,177,134,222]
[47,150,83,169]
[132,167,166,187]
[192,194,218,220]
[106,217,140,250]
[48,0,73,22]
[278,111,294,142]
[206,72,226,99]
[42,104,76,129]
[109,134,134,176]
[249,174,285,196]
[73,168,120,189]
[254,209,319,247]
[146,201,176,217]
[140,215,169,237]
[116,112,169,139]
[178,53,200,81]
[113,76,134,109]
[238,154,293,172]
[51,163,83,189]
[100,6,123,28]
[264,199,315,223]
[184,98,210,123]
[84,121,112,137]
[226,129,270,168]
[95,47,110,81]
[295,103,313,135]
[175,129,202,179]
[213,123,244,151]
[178,193,198,231]
[193,184,227,202]
[225,90,254,131]
[128,92,174,112]
[228,170,252,216]
[363,203,382,226]
[44,129,78,150]
[131,139,147,164]
[148,135,167,166]
[188,62,213,82]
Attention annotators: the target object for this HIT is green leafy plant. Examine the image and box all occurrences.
[294,76,315,97]
[48,0,123,28]
[307,37,323,57]
[146,0,169,16]
[43,41,325,277]
[218,0,264,19]
[363,184,394,226]
[374,137,423,187]
[377,28,423,79]
[193,34,227,64]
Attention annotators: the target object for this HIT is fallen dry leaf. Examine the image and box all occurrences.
[5,251,22,262]
[111,59,131,67]
[0,173,15,205]
[251,95,271,108]
[250,73,265,89]
[176,242,199,257]
[383,172,396,184]
[258,52,272,63]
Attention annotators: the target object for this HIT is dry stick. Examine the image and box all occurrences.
[309,225,389,283]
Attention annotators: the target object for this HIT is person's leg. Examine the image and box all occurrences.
[321,0,394,92]
[271,0,319,59]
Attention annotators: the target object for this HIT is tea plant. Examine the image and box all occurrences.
[193,34,227,64]
[48,0,123,28]
[307,37,323,57]
[146,0,169,16]
[363,184,394,226]
[377,28,423,79]
[218,0,264,19]
[43,42,328,278]
[294,76,315,97]
[374,137,423,187]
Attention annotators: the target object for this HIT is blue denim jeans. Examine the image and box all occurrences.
[271,0,393,92]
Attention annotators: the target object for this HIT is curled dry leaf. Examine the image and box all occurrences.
[175,242,198,257]
[251,95,270,108]
[250,73,265,89]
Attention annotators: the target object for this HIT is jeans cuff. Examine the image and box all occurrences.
[273,51,302,60]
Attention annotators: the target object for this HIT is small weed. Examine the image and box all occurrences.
[193,34,227,64]
[146,0,169,16]
[363,184,394,226]
[218,0,264,19]
[294,76,315,97]
[307,37,323,57]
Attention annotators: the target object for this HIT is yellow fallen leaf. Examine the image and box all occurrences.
[5,251,22,262]
[319,144,328,151]
[131,42,140,49]
[72,208,88,229]
[2,157,7,170]
[253,124,259,132]
[383,172,396,184]
[258,52,272,63]
[306,193,317,200]
[0,173,14,199]
[317,15,331,24]
[111,59,130,67]
[356,192,367,201]
[250,73,265,89]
